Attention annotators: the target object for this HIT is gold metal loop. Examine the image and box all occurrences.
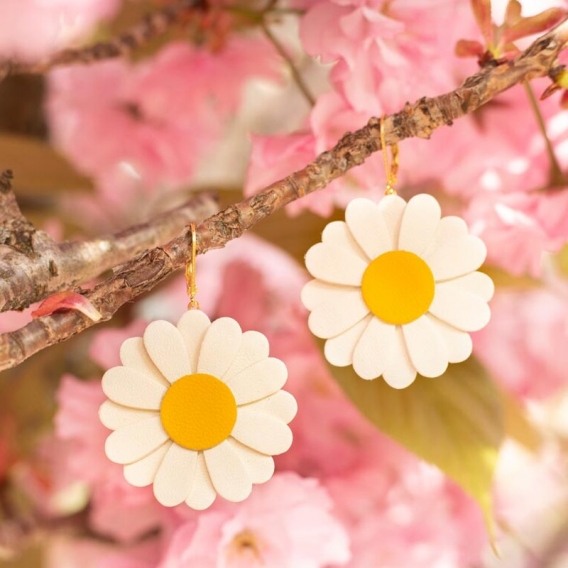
[185,222,200,310]
[380,116,399,196]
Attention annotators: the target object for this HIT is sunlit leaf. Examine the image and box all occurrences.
[502,8,566,44]
[504,0,522,26]
[502,390,542,452]
[31,291,102,321]
[455,39,485,58]
[471,0,494,45]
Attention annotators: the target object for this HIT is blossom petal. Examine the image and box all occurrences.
[123,441,171,487]
[382,327,417,389]
[222,331,269,381]
[378,194,406,247]
[421,216,469,259]
[99,400,156,430]
[227,438,275,484]
[402,315,449,378]
[105,415,169,464]
[308,289,369,339]
[352,317,393,380]
[429,284,491,332]
[227,358,287,405]
[443,271,494,302]
[102,367,167,410]
[427,315,473,364]
[185,453,216,510]
[204,440,252,502]
[177,309,211,374]
[231,408,292,455]
[242,390,297,424]
[305,243,367,286]
[345,198,391,260]
[197,317,242,377]
[322,220,367,262]
[301,279,359,311]
[425,236,487,281]
[144,321,191,383]
[398,194,441,255]
[120,337,169,387]
[153,444,199,507]
[324,315,372,367]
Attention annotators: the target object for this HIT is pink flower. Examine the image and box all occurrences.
[159,473,351,568]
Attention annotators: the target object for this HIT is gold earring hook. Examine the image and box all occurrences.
[380,116,399,196]
[185,222,200,310]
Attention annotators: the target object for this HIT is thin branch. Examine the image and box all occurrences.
[0,0,207,81]
[1,18,568,371]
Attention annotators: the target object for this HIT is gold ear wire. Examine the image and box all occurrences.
[380,116,399,196]
[185,222,200,310]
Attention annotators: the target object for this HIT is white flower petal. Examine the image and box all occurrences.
[143,321,191,383]
[345,198,391,260]
[324,315,372,367]
[421,216,469,259]
[427,315,473,364]
[398,194,441,255]
[429,283,491,332]
[301,279,359,311]
[123,441,171,487]
[402,315,449,378]
[227,438,275,484]
[382,327,417,389]
[204,440,252,502]
[322,220,367,262]
[308,289,369,339]
[222,331,269,380]
[99,400,157,430]
[185,453,217,510]
[352,317,394,380]
[242,390,297,424]
[102,367,167,410]
[177,310,211,374]
[305,242,368,286]
[120,337,169,387]
[425,235,487,281]
[153,444,199,507]
[443,271,494,302]
[231,408,292,455]
[197,317,242,377]
[378,194,406,247]
[105,415,168,465]
[227,358,287,405]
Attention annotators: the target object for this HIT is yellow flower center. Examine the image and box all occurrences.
[361,250,435,325]
[160,373,237,451]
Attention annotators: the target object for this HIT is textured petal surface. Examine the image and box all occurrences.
[185,453,217,510]
[382,327,417,389]
[153,444,199,507]
[305,243,367,286]
[227,439,275,484]
[204,440,252,502]
[197,317,242,377]
[352,317,394,380]
[444,271,494,302]
[102,367,166,410]
[403,316,449,378]
[120,337,169,387]
[243,390,297,424]
[429,284,491,332]
[99,400,156,430]
[227,358,287,405]
[222,330,269,380]
[105,415,169,465]
[428,315,473,364]
[398,194,441,255]
[301,279,358,311]
[144,320,191,383]
[177,310,211,374]
[231,408,292,455]
[378,194,406,248]
[123,441,171,487]
[322,220,367,262]
[308,289,369,339]
[345,198,391,260]
[426,236,487,281]
[324,315,371,367]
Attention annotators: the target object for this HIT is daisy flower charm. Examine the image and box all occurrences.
[99,310,296,509]
[302,194,494,388]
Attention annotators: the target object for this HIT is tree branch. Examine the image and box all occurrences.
[1,18,568,371]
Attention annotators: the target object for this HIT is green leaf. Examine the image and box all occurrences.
[324,348,504,537]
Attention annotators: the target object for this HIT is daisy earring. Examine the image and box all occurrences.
[301,118,494,388]
[99,223,297,509]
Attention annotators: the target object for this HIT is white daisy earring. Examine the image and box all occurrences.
[301,118,494,389]
[99,223,297,509]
